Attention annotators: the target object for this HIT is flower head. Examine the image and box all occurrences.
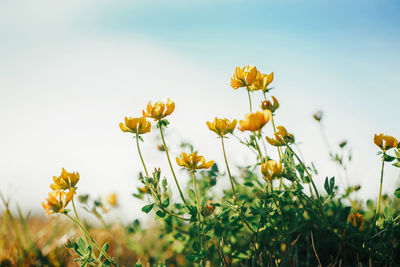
[261,96,279,113]
[250,72,274,92]
[176,151,214,171]
[143,98,175,121]
[238,110,272,132]
[42,189,75,215]
[207,117,237,137]
[230,65,259,90]
[105,193,117,207]
[50,168,80,190]
[348,212,365,231]
[266,126,295,146]
[374,133,398,151]
[202,201,215,217]
[119,116,151,135]
[261,160,283,181]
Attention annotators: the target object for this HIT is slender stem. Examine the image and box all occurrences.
[373,155,385,225]
[271,116,282,162]
[286,145,320,200]
[253,132,264,163]
[71,198,89,243]
[136,133,188,221]
[191,171,203,250]
[247,88,252,112]
[239,209,256,234]
[135,133,149,177]
[159,124,189,207]
[221,137,237,200]
[65,214,116,266]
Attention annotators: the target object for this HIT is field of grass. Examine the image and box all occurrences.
[1,65,400,266]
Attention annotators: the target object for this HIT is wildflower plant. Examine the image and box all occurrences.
[25,64,400,266]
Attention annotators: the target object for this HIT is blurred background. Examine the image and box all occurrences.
[0,0,399,221]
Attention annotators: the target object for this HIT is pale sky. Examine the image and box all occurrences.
[0,0,399,221]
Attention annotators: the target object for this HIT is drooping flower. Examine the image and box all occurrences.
[266,126,295,146]
[119,116,151,135]
[261,160,283,181]
[348,212,365,231]
[50,168,80,191]
[42,189,75,215]
[143,98,175,121]
[374,134,398,151]
[261,96,279,113]
[176,151,214,171]
[238,110,272,132]
[207,117,237,137]
[230,65,259,90]
[105,193,117,207]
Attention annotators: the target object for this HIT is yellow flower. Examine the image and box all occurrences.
[176,151,214,171]
[374,133,398,151]
[261,96,279,113]
[142,98,175,121]
[138,186,149,193]
[42,189,75,215]
[230,65,259,90]
[348,212,365,231]
[238,110,272,132]
[119,116,151,135]
[50,168,80,190]
[207,117,237,136]
[261,160,283,181]
[105,193,117,207]
[250,72,274,91]
[266,126,295,146]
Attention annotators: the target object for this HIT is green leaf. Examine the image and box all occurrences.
[384,154,396,162]
[162,177,168,191]
[162,198,170,208]
[141,203,155,213]
[135,260,143,267]
[394,187,400,198]
[156,210,166,218]
[393,162,400,168]
[192,241,201,252]
[384,207,390,218]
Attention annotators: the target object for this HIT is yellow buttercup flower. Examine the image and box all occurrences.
[230,65,259,90]
[261,160,283,181]
[50,168,80,191]
[42,189,75,215]
[374,133,398,151]
[105,193,117,207]
[266,126,295,146]
[142,98,175,121]
[176,151,214,171]
[261,96,279,113]
[238,110,272,132]
[207,117,237,136]
[348,212,365,231]
[250,72,274,92]
[119,116,151,135]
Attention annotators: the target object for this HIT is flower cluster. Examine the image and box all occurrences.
[43,168,78,215]
[374,133,398,152]
[176,151,214,171]
[348,212,365,231]
[238,110,272,132]
[207,117,237,137]
[261,160,283,182]
[266,126,294,146]
[231,65,274,92]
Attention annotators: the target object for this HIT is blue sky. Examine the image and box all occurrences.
[0,0,399,220]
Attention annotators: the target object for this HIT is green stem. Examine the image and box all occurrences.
[373,155,385,226]
[65,214,116,266]
[191,171,203,250]
[221,137,237,200]
[71,198,89,243]
[159,124,189,208]
[253,132,264,163]
[247,88,252,112]
[135,133,149,177]
[271,117,282,162]
[136,133,188,221]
